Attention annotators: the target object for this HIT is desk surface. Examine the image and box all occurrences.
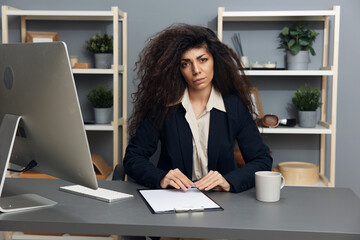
[0,178,359,240]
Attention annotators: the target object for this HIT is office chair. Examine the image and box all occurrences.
[112,164,125,181]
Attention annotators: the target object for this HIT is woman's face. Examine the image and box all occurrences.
[180,46,214,93]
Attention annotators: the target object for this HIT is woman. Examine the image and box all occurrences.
[123,24,272,193]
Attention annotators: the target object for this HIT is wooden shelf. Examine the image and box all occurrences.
[218,6,340,187]
[2,5,128,168]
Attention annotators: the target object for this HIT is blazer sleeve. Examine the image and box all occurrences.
[223,96,273,193]
[123,117,167,188]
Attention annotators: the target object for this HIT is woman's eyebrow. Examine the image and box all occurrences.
[181,54,206,61]
[196,54,206,59]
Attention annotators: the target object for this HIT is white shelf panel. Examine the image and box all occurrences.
[85,124,113,131]
[72,66,124,75]
[285,179,327,188]
[12,232,113,240]
[259,124,331,134]
[5,9,125,20]
[244,69,333,76]
[222,10,336,21]
[84,118,125,131]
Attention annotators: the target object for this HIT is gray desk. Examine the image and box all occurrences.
[0,178,359,240]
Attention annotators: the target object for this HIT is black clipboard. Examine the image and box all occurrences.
[138,188,223,214]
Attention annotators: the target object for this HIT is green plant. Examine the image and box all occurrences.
[87,85,113,108]
[278,23,319,56]
[292,84,321,111]
[86,33,113,53]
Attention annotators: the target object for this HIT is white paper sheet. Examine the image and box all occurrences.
[139,188,221,213]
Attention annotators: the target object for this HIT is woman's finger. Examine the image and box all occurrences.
[160,169,194,190]
[195,170,218,189]
[173,168,194,188]
[195,171,230,192]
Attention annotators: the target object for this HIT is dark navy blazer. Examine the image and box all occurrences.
[123,93,272,193]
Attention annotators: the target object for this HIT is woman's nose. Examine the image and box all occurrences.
[192,63,200,75]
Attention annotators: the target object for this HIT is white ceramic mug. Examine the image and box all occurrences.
[255,171,285,202]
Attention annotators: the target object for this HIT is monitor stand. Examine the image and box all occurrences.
[0,114,57,213]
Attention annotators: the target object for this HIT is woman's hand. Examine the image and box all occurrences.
[194,170,230,192]
[160,168,194,191]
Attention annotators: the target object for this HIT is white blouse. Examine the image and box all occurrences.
[181,86,226,181]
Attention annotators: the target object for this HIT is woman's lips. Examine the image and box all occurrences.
[193,77,205,84]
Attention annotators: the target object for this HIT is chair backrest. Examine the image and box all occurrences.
[112,164,125,181]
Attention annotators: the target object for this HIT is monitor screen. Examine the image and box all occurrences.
[0,42,98,203]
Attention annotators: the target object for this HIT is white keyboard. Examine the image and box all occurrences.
[59,185,133,203]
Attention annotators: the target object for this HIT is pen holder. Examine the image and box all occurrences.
[240,56,249,69]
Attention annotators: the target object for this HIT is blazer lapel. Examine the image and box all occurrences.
[208,109,227,171]
[175,107,193,178]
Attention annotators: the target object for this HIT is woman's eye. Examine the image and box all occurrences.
[181,62,189,68]
[200,58,208,63]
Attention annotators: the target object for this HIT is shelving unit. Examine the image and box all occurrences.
[244,69,333,76]
[1,5,128,168]
[218,6,340,187]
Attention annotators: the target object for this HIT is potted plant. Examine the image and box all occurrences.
[86,33,113,69]
[87,85,113,124]
[292,84,321,127]
[278,23,319,70]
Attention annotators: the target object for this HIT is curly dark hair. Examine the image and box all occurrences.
[129,23,255,137]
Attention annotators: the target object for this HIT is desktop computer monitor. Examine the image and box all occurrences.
[0,42,98,212]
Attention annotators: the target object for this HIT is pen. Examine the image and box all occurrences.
[174,207,204,213]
